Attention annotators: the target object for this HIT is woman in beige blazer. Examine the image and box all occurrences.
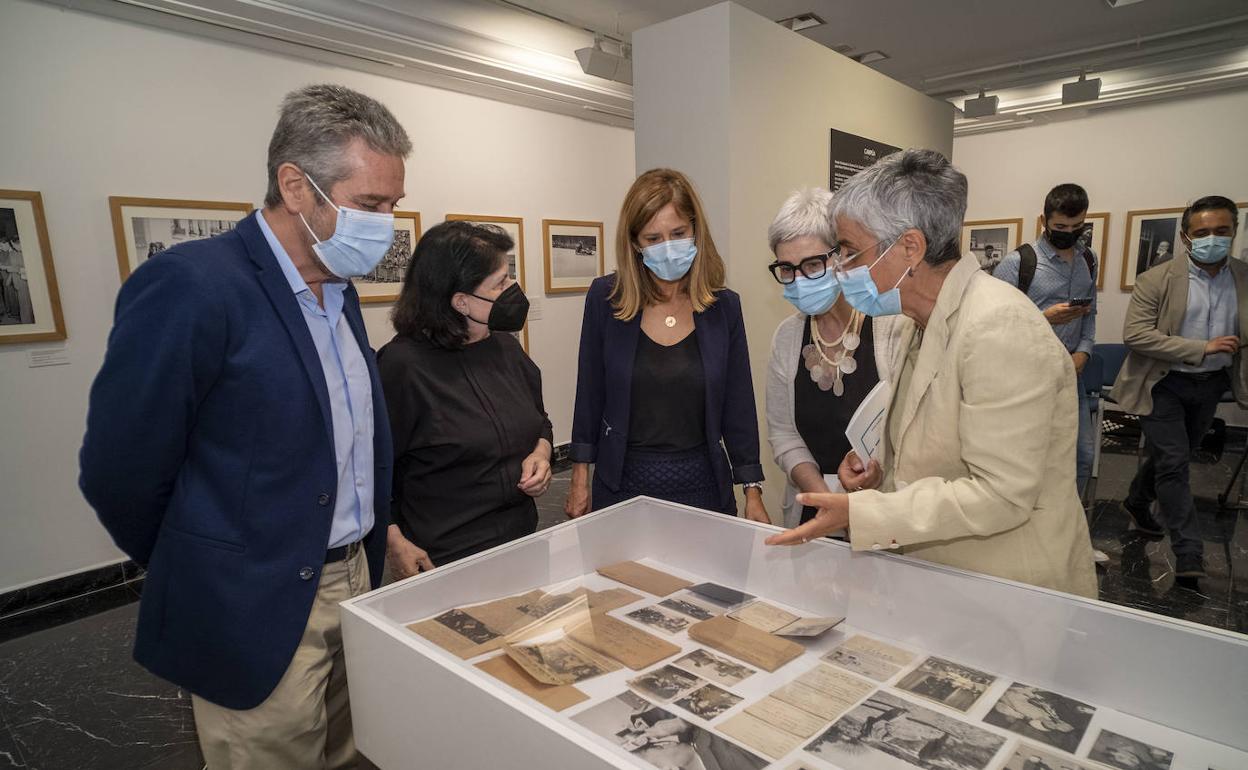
[767,150,1097,599]
[764,188,904,529]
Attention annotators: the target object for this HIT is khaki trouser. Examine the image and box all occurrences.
[192,547,370,770]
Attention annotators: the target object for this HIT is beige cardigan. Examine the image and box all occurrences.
[766,311,903,527]
[1110,252,1248,416]
[848,255,1098,599]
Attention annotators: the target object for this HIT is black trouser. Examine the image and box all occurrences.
[1125,370,1228,556]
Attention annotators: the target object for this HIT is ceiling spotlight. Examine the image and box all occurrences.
[962,90,999,118]
[1062,72,1102,104]
[575,37,632,85]
[1105,0,1147,7]
[777,13,826,32]
[854,51,889,65]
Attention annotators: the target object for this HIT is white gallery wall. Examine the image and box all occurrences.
[634,2,954,518]
[0,0,635,593]
[954,88,1248,423]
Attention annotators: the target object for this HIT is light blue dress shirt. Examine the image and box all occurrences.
[1174,259,1239,373]
[257,211,374,548]
[991,236,1097,356]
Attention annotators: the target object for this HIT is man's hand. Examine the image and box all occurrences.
[765,492,849,545]
[838,451,882,492]
[1072,351,1089,374]
[1043,303,1091,326]
[387,524,434,580]
[1205,336,1240,357]
[518,452,552,497]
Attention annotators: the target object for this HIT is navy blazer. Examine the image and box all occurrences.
[79,212,392,710]
[570,275,763,511]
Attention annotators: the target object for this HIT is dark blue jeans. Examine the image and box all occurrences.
[1126,370,1227,556]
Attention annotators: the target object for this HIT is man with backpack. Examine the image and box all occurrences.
[992,184,1098,497]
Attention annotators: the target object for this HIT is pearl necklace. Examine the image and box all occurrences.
[801,310,863,395]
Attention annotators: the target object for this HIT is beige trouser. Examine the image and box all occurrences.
[192,548,370,770]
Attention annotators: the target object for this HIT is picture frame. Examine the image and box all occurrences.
[109,196,253,281]
[354,210,421,304]
[1034,212,1111,290]
[445,214,528,352]
[543,219,605,295]
[0,189,67,344]
[1121,208,1184,290]
[961,218,1023,273]
[1234,201,1248,263]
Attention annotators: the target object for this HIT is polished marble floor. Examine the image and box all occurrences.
[1,450,1244,769]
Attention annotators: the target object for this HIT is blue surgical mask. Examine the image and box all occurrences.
[299,173,396,279]
[641,238,697,281]
[1188,234,1233,265]
[783,268,840,316]
[836,240,907,317]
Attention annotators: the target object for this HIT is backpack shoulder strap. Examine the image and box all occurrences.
[1082,249,1097,284]
[1016,243,1038,294]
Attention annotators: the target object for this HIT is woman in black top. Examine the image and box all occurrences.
[565,168,768,521]
[378,221,553,578]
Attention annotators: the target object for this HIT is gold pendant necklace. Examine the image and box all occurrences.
[664,316,676,328]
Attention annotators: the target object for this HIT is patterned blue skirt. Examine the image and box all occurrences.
[591,445,735,515]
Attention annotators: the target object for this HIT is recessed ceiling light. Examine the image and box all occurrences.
[777,13,826,32]
[854,51,889,64]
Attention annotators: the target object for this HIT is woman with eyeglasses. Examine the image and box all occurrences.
[765,151,1096,598]
[765,188,904,529]
[564,168,768,522]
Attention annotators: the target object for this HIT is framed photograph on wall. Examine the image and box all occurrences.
[355,210,421,304]
[0,189,66,344]
[1121,208,1183,290]
[109,196,253,281]
[543,219,604,295]
[1234,201,1248,263]
[961,218,1023,273]
[445,213,527,351]
[1034,212,1111,290]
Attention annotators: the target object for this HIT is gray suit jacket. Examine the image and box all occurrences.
[1110,253,1248,415]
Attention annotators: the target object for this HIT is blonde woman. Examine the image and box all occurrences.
[565,168,768,521]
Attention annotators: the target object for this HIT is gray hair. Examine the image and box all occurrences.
[264,84,412,208]
[767,188,835,253]
[829,149,967,265]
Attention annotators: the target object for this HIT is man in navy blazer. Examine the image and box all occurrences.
[80,84,411,769]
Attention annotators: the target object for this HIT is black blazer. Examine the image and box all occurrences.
[569,275,763,511]
[80,213,392,710]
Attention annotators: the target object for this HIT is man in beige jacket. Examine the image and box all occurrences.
[1111,195,1247,579]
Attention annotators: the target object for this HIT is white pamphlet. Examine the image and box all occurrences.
[845,380,890,464]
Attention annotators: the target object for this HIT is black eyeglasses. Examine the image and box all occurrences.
[768,252,836,285]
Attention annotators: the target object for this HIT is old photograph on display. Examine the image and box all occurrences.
[1236,202,1248,262]
[659,592,721,621]
[108,196,253,282]
[896,656,996,713]
[983,682,1095,754]
[805,690,1007,770]
[822,634,916,682]
[1004,741,1102,770]
[627,604,691,636]
[672,648,757,688]
[504,635,620,686]
[353,210,420,304]
[572,690,768,770]
[961,218,1022,273]
[1121,208,1183,290]
[432,608,500,645]
[628,664,705,703]
[543,219,604,294]
[0,190,65,344]
[1087,730,1174,770]
[673,683,743,721]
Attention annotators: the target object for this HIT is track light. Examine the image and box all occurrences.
[1062,72,1102,104]
[962,90,999,118]
[576,37,632,85]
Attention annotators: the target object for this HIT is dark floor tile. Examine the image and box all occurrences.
[0,719,26,769]
[0,603,202,770]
